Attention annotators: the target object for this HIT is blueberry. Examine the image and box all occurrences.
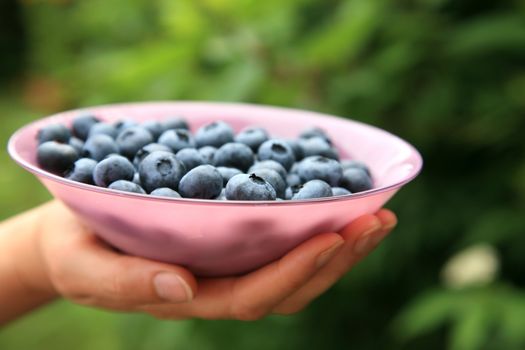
[65,158,97,184]
[285,185,302,200]
[339,168,373,193]
[69,137,84,155]
[82,134,119,161]
[250,169,286,199]
[289,162,300,174]
[162,116,189,131]
[175,148,205,171]
[93,155,135,187]
[213,142,255,172]
[257,139,296,171]
[296,156,343,186]
[37,123,71,144]
[72,114,100,140]
[114,119,138,133]
[292,180,332,200]
[235,127,269,152]
[299,137,339,160]
[138,151,185,193]
[299,127,332,145]
[225,174,276,201]
[195,121,234,148]
[216,188,227,200]
[283,139,304,161]
[88,122,118,139]
[109,180,146,194]
[198,146,217,164]
[141,120,163,140]
[178,165,223,199]
[158,129,196,152]
[341,160,371,177]
[133,143,172,167]
[116,126,154,159]
[150,187,182,198]
[332,187,352,196]
[286,173,302,187]
[217,167,243,186]
[248,160,287,180]
[132,172,141,186]
[37,141,79,175]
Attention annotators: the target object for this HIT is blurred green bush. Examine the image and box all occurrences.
[1,0,524,349]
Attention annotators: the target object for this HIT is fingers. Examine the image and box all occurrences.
[140,232,344,320]
[272,209,397,314]
[39,201,197,309]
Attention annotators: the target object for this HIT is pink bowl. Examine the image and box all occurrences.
[8,102,422,276]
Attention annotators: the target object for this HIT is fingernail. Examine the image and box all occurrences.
[316,240,344,268]
[153,272,193,303]
[353,225,382,255]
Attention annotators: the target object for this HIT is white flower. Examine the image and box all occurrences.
[441,244,499,289]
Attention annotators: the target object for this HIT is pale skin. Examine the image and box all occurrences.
[0,200,397,325]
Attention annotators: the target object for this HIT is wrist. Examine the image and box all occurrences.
[2,204,59,301]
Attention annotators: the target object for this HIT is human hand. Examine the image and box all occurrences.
[28,200,396,320]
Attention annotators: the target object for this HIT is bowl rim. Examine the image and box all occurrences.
[7,101,423,206]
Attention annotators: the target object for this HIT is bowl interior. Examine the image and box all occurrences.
[10,101,421,194]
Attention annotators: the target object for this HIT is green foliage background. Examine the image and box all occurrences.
[1,0,524,349]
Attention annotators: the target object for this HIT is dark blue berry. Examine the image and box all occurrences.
[213,142,255,172]
[37,141,78,175]
[296,156,343,186]
[175,148,205,171]
[150,187,182,198]
[339,168,373,193]
[158,129,196,152]
[283,139,304,161]
[162,117,189,131]
[225,174,276,201]
[72,115,100,140]
[257,139,296,171]
[65,158,97,184]
[285,184,303,200]
[216,188,227,200]
[133,143,172,167]
[116,126,154,159]
[93,155,135,187]
[88,122,118,139]
[198,146,217,164]
[195,121,234,148]
[250,169,286,199]
[141,120,163,140]
[299,127,332,145]
[286,173,302,187]
[217,167,243,186]
[82,134,119,161]
[249,160,287,180]
[292,180,332,200]
[235,127,269,152]
[37,124,71,144]
[114,119,138,133]
[299,137,339,160]
[332,187,352,196]
[109,180,146,194]
[132,172,141,185]
[69,137,84,155]
[341,160,371,177]
[138,151,185,193]
[178,165,223,199]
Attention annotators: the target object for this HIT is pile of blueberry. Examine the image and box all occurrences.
[36,114,373,200]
